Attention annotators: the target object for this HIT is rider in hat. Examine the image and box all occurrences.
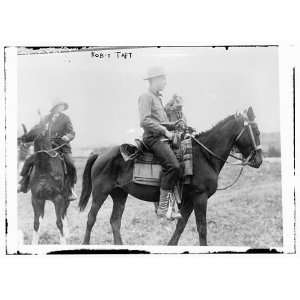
[18,99,77,201]
[138,66,184,220]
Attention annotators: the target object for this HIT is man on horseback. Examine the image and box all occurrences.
[138,67,185,220]
[18,99,77,201]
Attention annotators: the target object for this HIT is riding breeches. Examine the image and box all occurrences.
[144,137,180,191]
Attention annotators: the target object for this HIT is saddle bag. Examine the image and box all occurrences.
[133,152,161,186]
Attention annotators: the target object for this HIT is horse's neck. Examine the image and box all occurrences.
[200,117,240,173]
[35,152,51,173]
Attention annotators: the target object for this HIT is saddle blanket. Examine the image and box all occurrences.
[120,138,193,186]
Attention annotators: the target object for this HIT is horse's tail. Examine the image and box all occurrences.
[79,153,98,211]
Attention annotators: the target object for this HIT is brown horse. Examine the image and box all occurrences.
[79,107,263,245]
[19,128,71,244]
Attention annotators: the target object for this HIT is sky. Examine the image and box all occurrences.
[18,46,279,147]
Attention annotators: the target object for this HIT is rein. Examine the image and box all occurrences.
[36,143,67,158]
[191,136,249,166]
[191,118,261,191]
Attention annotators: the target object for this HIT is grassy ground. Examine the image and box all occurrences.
[18,157,282,247]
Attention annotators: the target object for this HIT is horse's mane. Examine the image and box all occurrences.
[195,114,236,139]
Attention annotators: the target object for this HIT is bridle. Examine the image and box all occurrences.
[190,115,262,190]
[192,116,261,167]
[235,119,262,155]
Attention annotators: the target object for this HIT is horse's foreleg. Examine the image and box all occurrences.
[62,202,70,239]
[32,197,45,245]
[110,189,127,245]
[83,192,108,245]
[168,196,193,245]
[62,217,70,240]
[32,215,40,245]
[54,196,67,245]
[193,193,208,246]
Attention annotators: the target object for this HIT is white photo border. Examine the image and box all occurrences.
[4,45,296,255]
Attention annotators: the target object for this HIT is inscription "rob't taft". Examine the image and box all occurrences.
[91,51,133,60]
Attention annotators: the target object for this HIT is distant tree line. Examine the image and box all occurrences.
[92,146,109,155]
[264,146,281,157]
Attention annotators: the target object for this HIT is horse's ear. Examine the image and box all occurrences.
[247,106,255,121]
[21,123,27,134]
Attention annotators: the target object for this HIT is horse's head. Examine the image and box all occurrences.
[234,107,263,168]
[33,130,52,152]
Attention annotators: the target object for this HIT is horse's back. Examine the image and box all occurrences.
[91,146,122,179]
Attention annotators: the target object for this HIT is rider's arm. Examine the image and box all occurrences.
[160,122,177,131]
[61,115,75,142]
[138,94,167,135]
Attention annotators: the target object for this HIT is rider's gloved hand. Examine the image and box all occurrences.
[164,129,174,141]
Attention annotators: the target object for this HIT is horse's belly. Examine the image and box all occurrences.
[126,183,160,202]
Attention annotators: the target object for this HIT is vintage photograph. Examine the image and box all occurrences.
[5,46,293,253]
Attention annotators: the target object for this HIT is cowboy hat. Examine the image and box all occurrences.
[144,66,166,80]
[50,99,69,112]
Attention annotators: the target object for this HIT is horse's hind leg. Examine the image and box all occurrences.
[110,189,127,245]
[31,197,45,244]
[83,190,108,245]
[54,195,68,244]
[168,195,194,246]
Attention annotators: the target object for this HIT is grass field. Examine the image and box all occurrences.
[18,157,283,247]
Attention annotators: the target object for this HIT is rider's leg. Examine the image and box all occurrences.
[149,139,182,220]
[18,154,35,193]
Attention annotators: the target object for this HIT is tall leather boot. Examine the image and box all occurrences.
[157,189,182,220]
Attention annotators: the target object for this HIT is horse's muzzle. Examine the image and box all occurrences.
[249,150,263,168]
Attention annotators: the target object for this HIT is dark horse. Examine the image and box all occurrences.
[19,128,71,244]
[79,107,263,245]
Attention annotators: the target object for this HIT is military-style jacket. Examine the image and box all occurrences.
[23,112,75,153]
[138,88,175,139]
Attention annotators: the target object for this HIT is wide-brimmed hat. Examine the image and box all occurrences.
[144,66,166,80]
[50,99,69,112]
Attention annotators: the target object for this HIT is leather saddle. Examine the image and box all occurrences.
[120,138,193,186]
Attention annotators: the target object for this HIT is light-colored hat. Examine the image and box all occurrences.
[50,98,69,112]
[144,66,166,80]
